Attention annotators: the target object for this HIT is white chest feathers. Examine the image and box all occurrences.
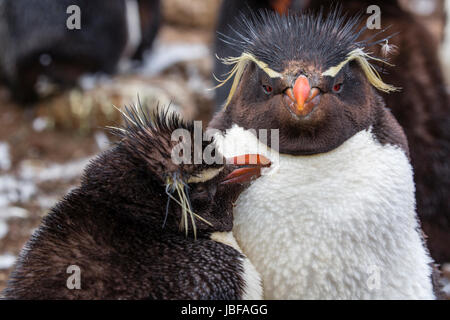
[214,125,435,299]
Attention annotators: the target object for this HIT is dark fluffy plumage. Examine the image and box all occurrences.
[2,106,253,299]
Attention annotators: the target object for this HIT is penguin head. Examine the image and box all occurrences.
[160,155,269,237]
[110,105,270,238]
[214,8,398,155]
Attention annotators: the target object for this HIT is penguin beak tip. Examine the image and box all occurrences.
[285,76,321,117]
[221,154,271,185]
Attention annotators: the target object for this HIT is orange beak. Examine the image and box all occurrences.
[293,75,310,110]
[221,154,271,185]
[285,75,320,117]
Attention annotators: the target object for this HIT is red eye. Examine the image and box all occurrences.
[333,83,342,93]
[262,84,273,94]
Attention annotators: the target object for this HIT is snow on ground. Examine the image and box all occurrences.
[0,254,16,270]
[0,142,11,171]
[0,175,37,207]
[19,158,90,183]
[441,0,450,85]
[140,41,210,76]
[0,207,28,241]
[0,221,7,240]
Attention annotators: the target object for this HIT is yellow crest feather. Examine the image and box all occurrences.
[322,48,399,93]
[166,176,212,239]
[214,52,283,108]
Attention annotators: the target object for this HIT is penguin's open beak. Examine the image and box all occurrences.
[221,154,271,184]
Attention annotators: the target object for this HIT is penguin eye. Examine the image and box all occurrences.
[333,83,343,93]
[194,184,208,195]
[262,84,273,95]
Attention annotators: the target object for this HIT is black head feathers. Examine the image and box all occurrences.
[109,104,222,182]
[108,104,231,236]
[220,7,365,70]
[108,105,188,179]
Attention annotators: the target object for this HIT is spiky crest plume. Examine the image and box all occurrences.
[108,103,212,239]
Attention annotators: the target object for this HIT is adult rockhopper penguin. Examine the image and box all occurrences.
[213,0,450,265]
[3,106,267,299]
[209,10,438,299]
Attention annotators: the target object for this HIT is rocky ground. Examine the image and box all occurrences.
[0,0,449,298]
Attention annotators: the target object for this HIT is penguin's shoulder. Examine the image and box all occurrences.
[371,106,410,158]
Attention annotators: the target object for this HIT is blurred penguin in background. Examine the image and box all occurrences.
[0,0,160,103]
[442,0,450,85]
[213,0,450,266]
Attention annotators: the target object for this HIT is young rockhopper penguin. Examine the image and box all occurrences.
[2,106,269,300]
[209,10,438,299]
